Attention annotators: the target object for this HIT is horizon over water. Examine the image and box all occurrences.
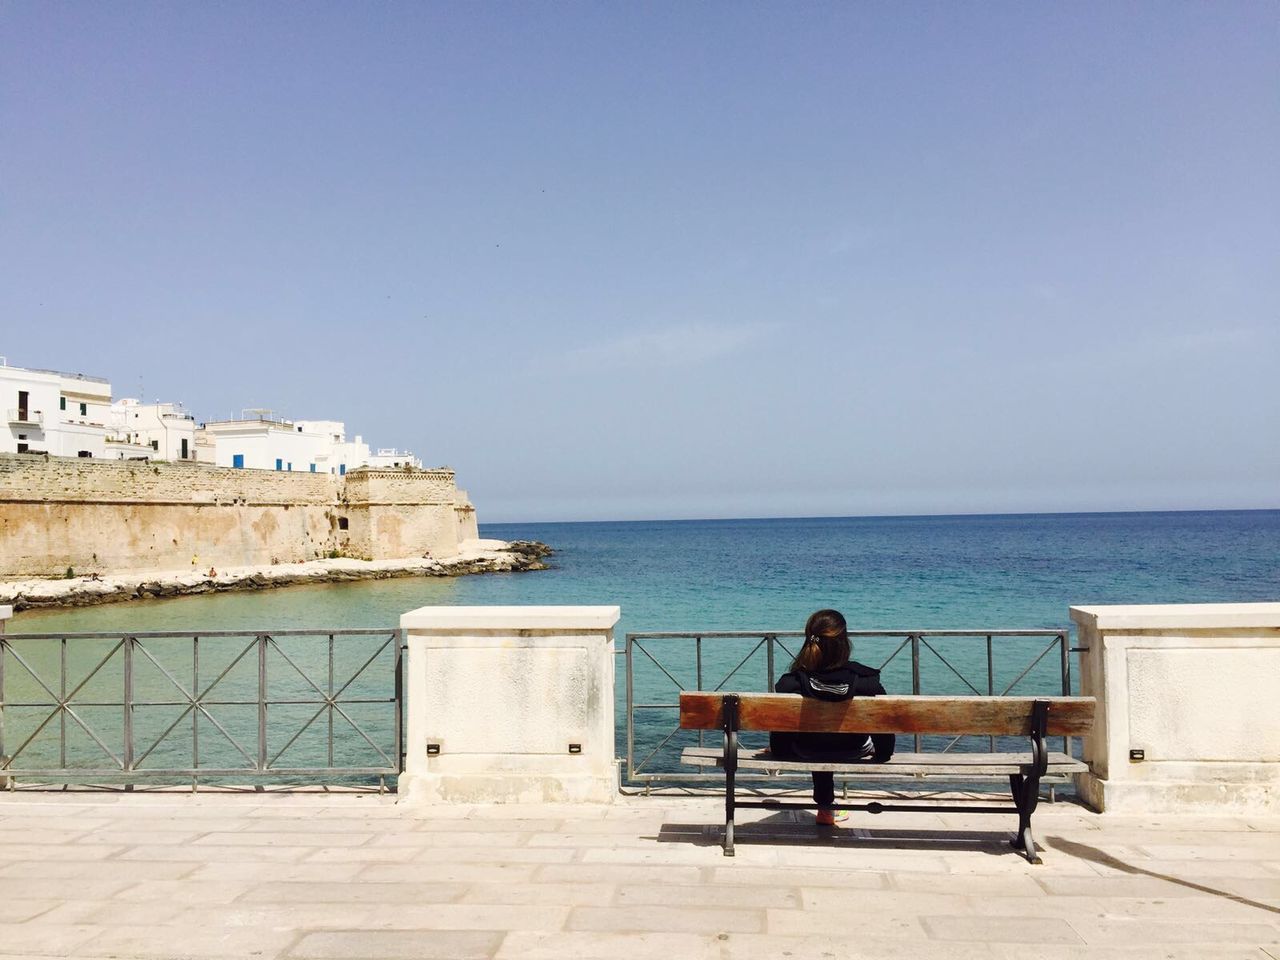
[491,506,1280,525]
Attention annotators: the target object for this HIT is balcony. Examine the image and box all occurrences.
[7,408,43,426]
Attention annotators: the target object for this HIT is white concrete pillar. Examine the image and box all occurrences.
[0,604,10,632]
[1072,602,1280,813]
[397,605,620,804]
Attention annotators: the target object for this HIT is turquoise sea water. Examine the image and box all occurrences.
[7,510,1279,782]
[19,510,1280,637]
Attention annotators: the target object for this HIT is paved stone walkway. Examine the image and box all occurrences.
[0,789,1277,959]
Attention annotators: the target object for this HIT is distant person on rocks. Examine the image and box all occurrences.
[770,608,894,826]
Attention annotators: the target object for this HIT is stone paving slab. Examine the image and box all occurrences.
[0,790,1277,958]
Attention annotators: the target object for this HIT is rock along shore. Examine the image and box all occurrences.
[0,540,552,612]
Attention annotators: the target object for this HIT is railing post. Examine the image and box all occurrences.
[60,637,67,769]
[257,635,268,775]
[1059,631,1072,756]
[910,634,922,751]
[625,634,635,784]
[987,634,995,750]
[0,606,8,785]
[765,634,776,692]
[696,636,704,749]
[192,635,199,792]
[394,631,404,773]
[327,634,335,768]
[122,635,134,781]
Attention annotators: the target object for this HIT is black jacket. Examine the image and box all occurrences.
[768,660,896,763]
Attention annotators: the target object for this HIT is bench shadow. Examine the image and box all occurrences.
[1043,835,1280,916]
[652,814,1016,857]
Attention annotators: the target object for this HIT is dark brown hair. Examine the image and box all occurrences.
[790,608,850,672]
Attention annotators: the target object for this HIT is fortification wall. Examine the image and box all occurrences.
[343,468,459,505]
[342,468,467,559]
[0,456,476,577]
[0,455,336,504]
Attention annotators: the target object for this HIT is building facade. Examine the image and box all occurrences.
[106,399,198,461]
[202,416,419,475]
[1,360,113,458]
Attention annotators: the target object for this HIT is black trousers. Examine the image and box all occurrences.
[812,771,835,807]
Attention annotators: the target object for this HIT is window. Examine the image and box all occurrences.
[275,458,283,471]
[79,402,87,416]
[17,443,28,453]
[339,464,346,476]
[151,440,159,451]
[78,450,92,458]
[338,517,349,530]
[310,463,316,472]
[233,454,245,469]
[60,397,66,411]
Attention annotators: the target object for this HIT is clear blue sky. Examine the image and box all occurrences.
[3,3,1276,522]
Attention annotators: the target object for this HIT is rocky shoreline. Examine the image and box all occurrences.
[0,540,552,612]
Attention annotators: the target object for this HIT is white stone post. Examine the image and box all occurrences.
[1072,602,1280,814]
[398,605,621,804]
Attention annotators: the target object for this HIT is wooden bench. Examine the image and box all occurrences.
[679,692,1095,863]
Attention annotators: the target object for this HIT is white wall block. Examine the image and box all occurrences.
[398,606,621,804]
[1072,602,1280,813]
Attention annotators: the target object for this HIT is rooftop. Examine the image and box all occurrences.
[0,789,1276,958]
[0,359,111,385]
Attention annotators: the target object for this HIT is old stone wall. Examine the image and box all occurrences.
[0,454,336,504]
[342,468,474,559]
[0,456,476,577]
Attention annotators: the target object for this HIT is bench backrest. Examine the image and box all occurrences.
[679,692,1095,737]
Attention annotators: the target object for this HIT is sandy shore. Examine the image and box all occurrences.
[0,539,551,611]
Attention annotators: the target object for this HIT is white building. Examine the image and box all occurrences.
[1,358,112,458]
[293,420,372,474]
[367,447,423,469]
[106,399,197,461]
[2,356,424,473]
[201,414,381,474]
[200,413,421,474]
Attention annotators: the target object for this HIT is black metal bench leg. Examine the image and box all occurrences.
[722,695,738,857]
[724,756,736,856]
[1009,775,1043,865]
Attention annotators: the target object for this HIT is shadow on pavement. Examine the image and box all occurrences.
[1045,834,1280,916]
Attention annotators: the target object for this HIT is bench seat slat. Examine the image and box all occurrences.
[679,692,1095,736]
[680,746,1086,775]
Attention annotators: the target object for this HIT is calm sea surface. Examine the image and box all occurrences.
[19,510,1280,636]
[7,510,1278,782]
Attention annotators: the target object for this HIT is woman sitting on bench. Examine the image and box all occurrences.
[770,609,895,825]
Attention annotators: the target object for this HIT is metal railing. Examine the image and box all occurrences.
[623,629,1072,785]
[0,629,402,790]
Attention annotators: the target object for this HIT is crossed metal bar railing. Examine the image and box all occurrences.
[0,629,402,789]
[623,629,1072,784]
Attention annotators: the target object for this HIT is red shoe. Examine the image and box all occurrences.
[816,809,849,826]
